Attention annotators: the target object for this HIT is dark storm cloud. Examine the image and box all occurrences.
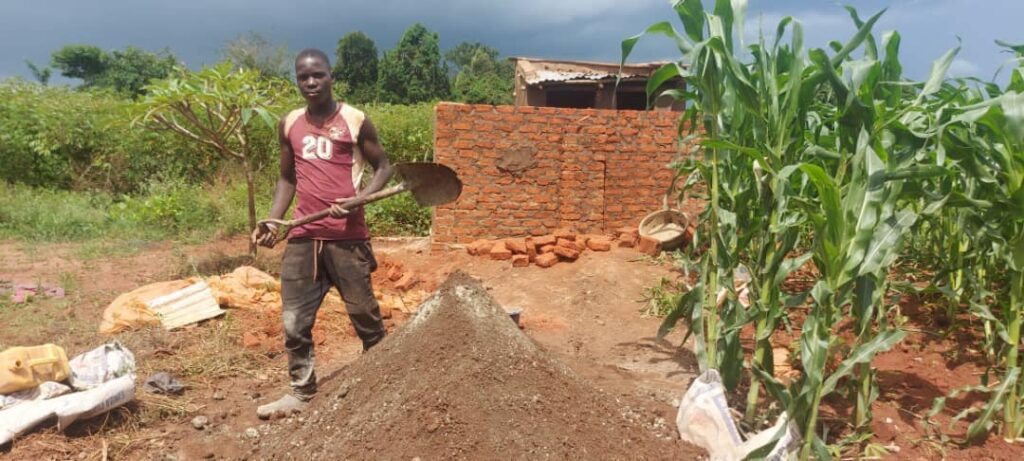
[1,0,1021,83]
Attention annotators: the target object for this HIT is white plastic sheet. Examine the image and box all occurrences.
[676,370,799,461]
[0,342,137,446]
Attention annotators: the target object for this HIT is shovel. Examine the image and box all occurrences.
[257,162,462,236]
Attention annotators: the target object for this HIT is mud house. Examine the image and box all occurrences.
[431,58,698,249]
[511,57,685,111]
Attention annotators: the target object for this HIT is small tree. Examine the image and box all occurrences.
[51,44,177,96]
[334,31,379,103]
[451,48,513,105]
[24,60,52,85]
[134,62,284,254]
[221,31,291,78]
[377,24,450,103]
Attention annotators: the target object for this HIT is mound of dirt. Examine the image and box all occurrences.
[256,271,703,460]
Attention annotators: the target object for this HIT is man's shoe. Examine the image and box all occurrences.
[256,394,309,420]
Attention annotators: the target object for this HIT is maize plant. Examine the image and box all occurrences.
[622,1,977,457]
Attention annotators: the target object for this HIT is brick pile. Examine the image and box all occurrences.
[465,226,669,268]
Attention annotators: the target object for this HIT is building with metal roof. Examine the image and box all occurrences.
[511,57,685,111]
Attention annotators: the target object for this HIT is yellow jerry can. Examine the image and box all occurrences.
[0,344,71,395]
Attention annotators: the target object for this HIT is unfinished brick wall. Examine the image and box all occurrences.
[431,102,700,246]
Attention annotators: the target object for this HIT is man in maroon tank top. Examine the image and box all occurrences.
[250,48,392,419]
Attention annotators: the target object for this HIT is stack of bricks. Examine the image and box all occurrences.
[464,225,675,268]
[431,102,702,250]
[465,228,615,268]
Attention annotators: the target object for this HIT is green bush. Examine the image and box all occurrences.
[362,103,434,163]
[365,192,432,236]
[0,184,113,241]
[0,80,221,193]
[107,179,218,234]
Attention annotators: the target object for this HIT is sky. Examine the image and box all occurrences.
[1,0,1021,84]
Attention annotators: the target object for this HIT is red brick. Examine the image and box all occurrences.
[511,254,530,268]
[553,245,580,261]
[395,273,420,291]
[617,236,637,248]
[587,237,612,251]
[556,238,580,252]
[540,244,555,254]
[535,253,559,268]
[242,332,261,349]
[467,239,493,256]
[534,235,556,247]
[525,237,538,262]
[637,236,662,256]
[553,228,576,241]
[505,237,528,254]
[490,241,512,260]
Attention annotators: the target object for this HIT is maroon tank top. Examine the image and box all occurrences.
[285,104,369,241]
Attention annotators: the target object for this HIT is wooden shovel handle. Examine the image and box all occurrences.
[256,182,410,234]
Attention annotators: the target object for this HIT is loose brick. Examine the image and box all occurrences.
[577,234,591,249]
[556,238,580,252]
[511,254,530,268]
[505,237,528,254]
[489,241,512,260]
[525,237,538,262]
[617,236,637,248]
[553,228,576,241]
[242,332,261,349]
[533,235,556,247]
[394,273,420,291]
[467,239,493,256]
[386,265,404,282]
[616,226,640,239]
[637,236,662,256]
[540,244,555,254]
[587,237,612,251]
[553,245,580,261]
[535,253,559,268]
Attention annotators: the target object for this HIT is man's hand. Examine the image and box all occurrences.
[329,197,358,218]
[252,222,281,248]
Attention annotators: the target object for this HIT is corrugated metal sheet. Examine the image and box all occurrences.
[146,281,225,330]
[515,58,671,85]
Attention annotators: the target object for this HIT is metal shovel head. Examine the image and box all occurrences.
[394,162,463,207]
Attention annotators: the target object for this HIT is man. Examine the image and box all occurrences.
[251,48,392,420]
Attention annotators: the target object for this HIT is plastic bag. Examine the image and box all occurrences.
[0,382,71,411]
[68,342,136,391]
[676,370,799,461]
[0,374,135,446]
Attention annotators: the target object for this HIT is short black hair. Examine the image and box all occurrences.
[295,48,331,68]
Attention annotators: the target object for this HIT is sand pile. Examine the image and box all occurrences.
[256,272,702,460]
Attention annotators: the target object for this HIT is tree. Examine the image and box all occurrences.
[99,47,178,96]
[377,24,450,103]
[24,60,51,85]
[50,44,177,96]
[448,43,513,105]
[51,45,108,86]
[333,31,379,103]
[221,31,290,78]
[134,63,285,254]
[444,42,499,74]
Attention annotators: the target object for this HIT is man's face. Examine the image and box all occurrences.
[295,56,332,105]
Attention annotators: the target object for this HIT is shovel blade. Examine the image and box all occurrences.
[394,162,463,207]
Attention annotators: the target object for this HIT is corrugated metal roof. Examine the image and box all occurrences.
[513,57,675,85]
[147,281,225,330]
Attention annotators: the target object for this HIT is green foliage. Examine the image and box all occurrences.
[377,24,450,104]
[364,191,431,236]
[444,42,499,73]
[50,44,177,96]
[334,31,379,103]
[50,45,108,84]
[624,1,1019,456]
[221,31,291,78]
[361,102,435,163]
[0,184,113,241]
[135,62,287,252]
[0,80,217,192]
[107,180,218,233]
[24,60,51,85]
[450,47,514,105]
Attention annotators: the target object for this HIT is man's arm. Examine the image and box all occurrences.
[330,117,392,216]
[252,118,297,247]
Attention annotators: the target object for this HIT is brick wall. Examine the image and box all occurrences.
[431,102,700,247]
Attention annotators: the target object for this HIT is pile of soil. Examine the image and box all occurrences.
[256,271,703,460]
